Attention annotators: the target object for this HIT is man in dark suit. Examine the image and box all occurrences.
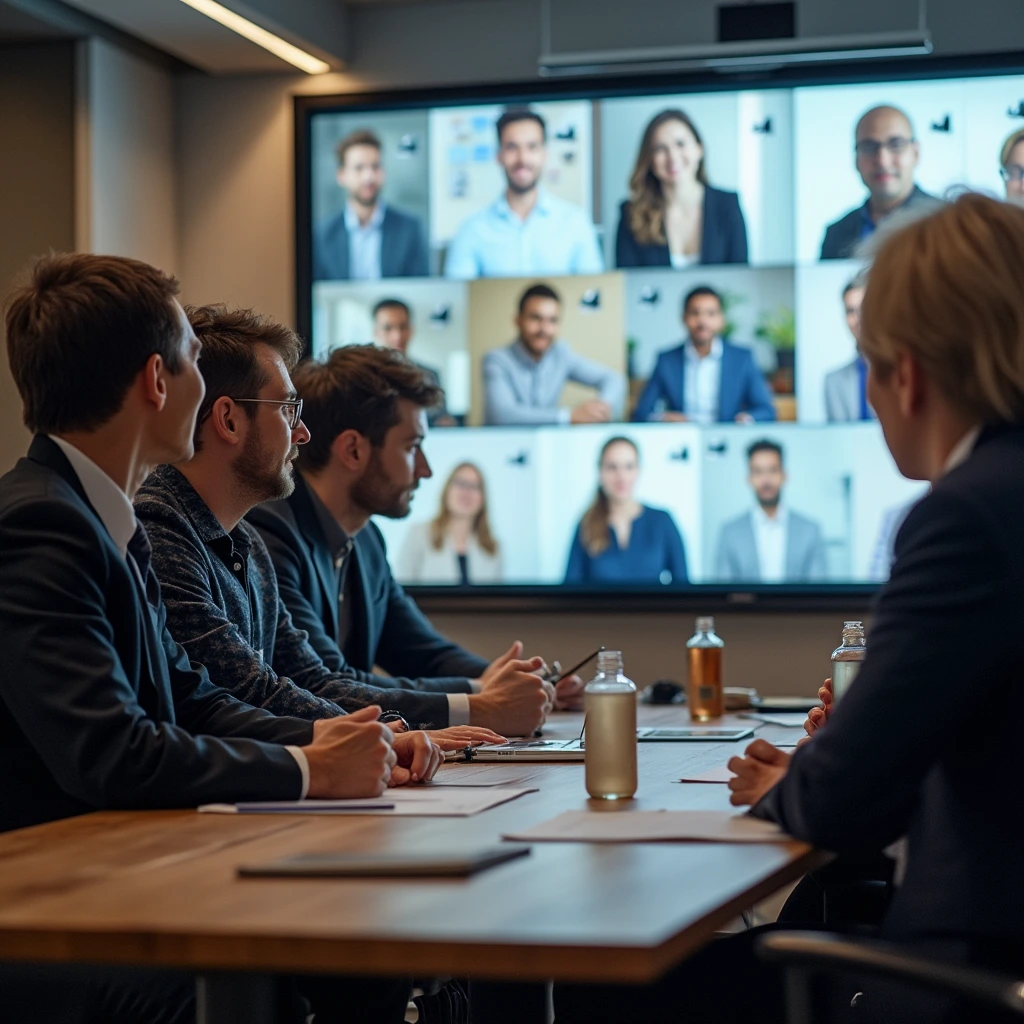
[313,129,429,281]
[248,343,586,725]
[632,285,776,423]
[0,253,415,1023]
[820,105,942,260]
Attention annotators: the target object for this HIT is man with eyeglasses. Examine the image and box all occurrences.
[134,304,540,741]
[1000,128,1024,204]
[820,104,942,260]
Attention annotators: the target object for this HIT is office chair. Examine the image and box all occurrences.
[757,931,1024,1022]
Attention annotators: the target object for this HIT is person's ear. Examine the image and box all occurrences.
[330,429,369,473]
[140,353,169,412]
[207,396,244,447]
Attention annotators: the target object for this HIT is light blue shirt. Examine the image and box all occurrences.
[344,201,385,281]
[482,339,625,426]
[682,337,723,425]
[445,190,603,279]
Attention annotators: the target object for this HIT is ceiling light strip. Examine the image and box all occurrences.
[178,0,330,74]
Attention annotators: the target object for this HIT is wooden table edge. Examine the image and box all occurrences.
[0,846,827,984]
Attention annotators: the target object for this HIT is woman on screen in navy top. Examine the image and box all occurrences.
[564,436,689,586]
[615,109,748,268]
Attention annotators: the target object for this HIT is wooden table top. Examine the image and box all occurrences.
[0,706,821,984]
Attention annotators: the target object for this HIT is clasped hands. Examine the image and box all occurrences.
[726,679,834,807]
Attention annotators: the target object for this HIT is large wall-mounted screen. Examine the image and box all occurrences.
[296,65,1024,596]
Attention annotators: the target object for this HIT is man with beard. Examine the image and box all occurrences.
[313,129,429,281]
[713,439,828,582]
[136,306,551,738]
[445,109,603,279]
[482,283,625,426]
[248,342,579,726]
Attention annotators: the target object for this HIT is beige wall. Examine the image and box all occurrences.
[466,273,625,425]
[0,42,77,474]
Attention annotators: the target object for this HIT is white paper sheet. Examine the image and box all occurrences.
[742,712,809,728]
[677,767,736,784]
[503,810,790,843]
[200,786,536,818]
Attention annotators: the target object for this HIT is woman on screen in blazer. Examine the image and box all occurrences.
[615,109,749,268]
[564,437,689,586]
[398,462,503,585]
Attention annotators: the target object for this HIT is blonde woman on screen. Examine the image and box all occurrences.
[398,463,503,585]
[615,108,748,268]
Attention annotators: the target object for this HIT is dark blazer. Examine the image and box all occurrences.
[0,436,311,834]
[819,185,942,260]
[312,205,429,281]
[615,188,748,267]
[631,340,776,423]
[754,424,1024,944]
[247,475,488,692]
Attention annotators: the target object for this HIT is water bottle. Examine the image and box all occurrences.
[583,650,637,800]
[831,621,866,703]
[687,616,724,721]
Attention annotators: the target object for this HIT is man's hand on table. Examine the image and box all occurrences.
[727,739,791,807]
[553,673,585,711]
[304,705,396,798]
[423,726,507,750]
[468,643,550,735]
[798,678,833,747]
[389,731,443,786]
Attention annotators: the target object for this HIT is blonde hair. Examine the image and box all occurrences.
[429,463,498,556]
[628,110,708,247]
[580,437,639,557]
[859,192,1024,424]
[1000,129,1024,169]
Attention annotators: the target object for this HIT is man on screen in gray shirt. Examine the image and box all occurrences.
[482,283,625,426]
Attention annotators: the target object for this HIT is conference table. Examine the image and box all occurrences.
[0,704,824,1022]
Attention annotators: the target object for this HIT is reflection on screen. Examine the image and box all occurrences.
[303,70,1024,589]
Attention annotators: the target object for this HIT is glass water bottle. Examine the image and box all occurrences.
[687,616,725,721]
[831,621,866,703]
[583,650,638,800]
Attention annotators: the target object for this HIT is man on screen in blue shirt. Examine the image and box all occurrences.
[444,109,603,279]
[482,283,625,426]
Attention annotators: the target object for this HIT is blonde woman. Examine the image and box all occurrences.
[398,463,502,584]
[615,108,748,268]
[564,437,688,585]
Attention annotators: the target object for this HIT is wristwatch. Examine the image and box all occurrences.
[378,710,411,733]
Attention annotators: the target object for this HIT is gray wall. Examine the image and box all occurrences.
[0,42,77,473]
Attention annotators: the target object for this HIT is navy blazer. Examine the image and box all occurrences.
[615,187,749,267]
[0,436,310,834]
[247,475,487,692]
[819,185,942,260]
[754,424,1024,944]
[312,204,429,281]
[631,340,776,423]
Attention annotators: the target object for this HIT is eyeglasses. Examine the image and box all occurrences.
[1000,166,1024,184]
[854,137,915,159]
[230,397,304,429]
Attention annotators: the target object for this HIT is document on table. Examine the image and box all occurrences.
[677,766,736,784]
[199,787,536,818]
[503,810,789,843]
[741,712,809,728]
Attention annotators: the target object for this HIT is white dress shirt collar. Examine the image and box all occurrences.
[684,336,723,363]
[48,435,137,557]
[753,502,789,529]
[344,200,386,232]
[940,425,982,479]
[496,188,551,221]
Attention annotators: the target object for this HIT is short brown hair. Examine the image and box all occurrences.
[336,130,381,168]
[5,252,181,434]
[186,304,303,451]
[1000,128,1024,169]
[294,344,443,472]
[860,192,1024,424]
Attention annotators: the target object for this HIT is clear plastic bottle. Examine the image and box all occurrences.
[687,616,724,722]
[583,650,637,800]
[831,621,866,703]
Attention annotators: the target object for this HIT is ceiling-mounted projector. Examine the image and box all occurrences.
[537,0,932,77]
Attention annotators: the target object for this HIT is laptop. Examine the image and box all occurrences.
[450,726,755,762]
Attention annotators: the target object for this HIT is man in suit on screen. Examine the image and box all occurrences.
[713,439,828,583]
[313,129,429,281]
[632,286,776,424]
[823,274,876,422]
